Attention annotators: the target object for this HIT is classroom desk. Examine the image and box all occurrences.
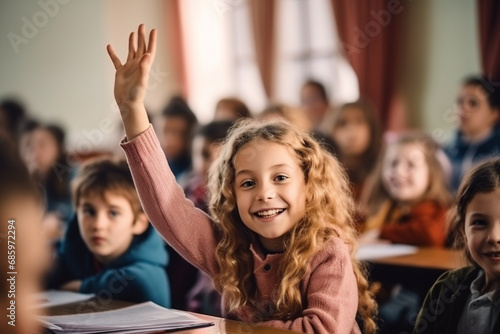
[366,247,467,306]
[46,299,301,334]
[368,247,466,271]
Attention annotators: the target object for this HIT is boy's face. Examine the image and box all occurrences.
[465,188,500,292]
[456,84,500,140]
[77,191,143,265]
[192,136,221,180]
[158,116,190,161]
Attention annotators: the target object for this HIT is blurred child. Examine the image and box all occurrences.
[361,132,452,246]
[107,25,377,333]
[47,158,170,307]
[214,97,251,121]
[185,120,234,212]
[0,134,50,334]
[331,99,383,202]
[445,75,500,191]
[414,158,500,333]
[156,96,198,187]
[0,98,27,147]
[175,120,233,316]
[258,104,338,156]
[19,120,74,241]
[300,79,332,131]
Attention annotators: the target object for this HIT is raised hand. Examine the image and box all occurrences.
[107,24,156,140]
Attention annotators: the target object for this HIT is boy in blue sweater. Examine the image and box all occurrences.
[47,158,170,307]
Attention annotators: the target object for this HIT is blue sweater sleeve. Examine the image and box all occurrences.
[79,262,170,308]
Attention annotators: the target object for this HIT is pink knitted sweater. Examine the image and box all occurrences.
[121,125,361,334]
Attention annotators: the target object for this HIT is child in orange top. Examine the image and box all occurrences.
[361,132,452,246]
[107,25,377,333]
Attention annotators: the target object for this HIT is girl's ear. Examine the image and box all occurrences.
[132,212,149,235]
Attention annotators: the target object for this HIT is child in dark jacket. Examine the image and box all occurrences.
[445,75,500,191]
[414,158,500,334]
[47,158,170,307]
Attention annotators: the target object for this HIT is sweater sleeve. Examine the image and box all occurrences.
[120,125,219,277]
[259,240,361,334]
[380,201,448,247]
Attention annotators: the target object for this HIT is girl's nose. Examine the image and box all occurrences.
[256,183,275,201]
[488,222,500,244]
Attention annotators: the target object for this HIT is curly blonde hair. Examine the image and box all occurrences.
[208,120,377,333]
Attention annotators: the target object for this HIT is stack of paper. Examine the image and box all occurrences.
[41,302,214,334]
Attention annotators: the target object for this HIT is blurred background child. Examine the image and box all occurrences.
[414,157,500,333]
[258,104,338,156]
[175,120,234,316]
[360,132,452,333]
[213,97,251,121]
[19,120,74,242]
[47,158,170,307]
[300,79,332,132]
[331,98,383,202]
[445,75,500,191]
[0,134,50,334]
[361,132,452,246]
[156,96,198,187]
[0,98,27,148]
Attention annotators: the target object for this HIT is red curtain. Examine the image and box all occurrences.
[165,0,188,98]
[248,0,276,99]
[477,0,500,81]
[331,0,404,130]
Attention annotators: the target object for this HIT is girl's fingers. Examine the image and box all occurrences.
[137,24,146,56]
[147,28,157,58]
[106,44,122,69]
[127,31,136,62]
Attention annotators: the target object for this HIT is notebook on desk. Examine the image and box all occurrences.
[41,301,214,334]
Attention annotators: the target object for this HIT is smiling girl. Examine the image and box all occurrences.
[107,25,377,333]
[414,157,500,333]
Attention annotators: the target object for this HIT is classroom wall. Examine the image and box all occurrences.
[399,0,481,144]
[0,0,481,151]
[0,0,176,152]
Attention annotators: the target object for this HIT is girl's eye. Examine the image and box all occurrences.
[275,175,288,182]
[471,219,488,226]
[241,180,255,188]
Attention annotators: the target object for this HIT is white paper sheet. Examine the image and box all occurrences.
[41,301,213,334]
[35,290,95,308]
[356,244,418,261]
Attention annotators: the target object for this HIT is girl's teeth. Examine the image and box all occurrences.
[256,209,284,218]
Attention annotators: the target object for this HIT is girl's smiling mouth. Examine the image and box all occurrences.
[254,209,285,219]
